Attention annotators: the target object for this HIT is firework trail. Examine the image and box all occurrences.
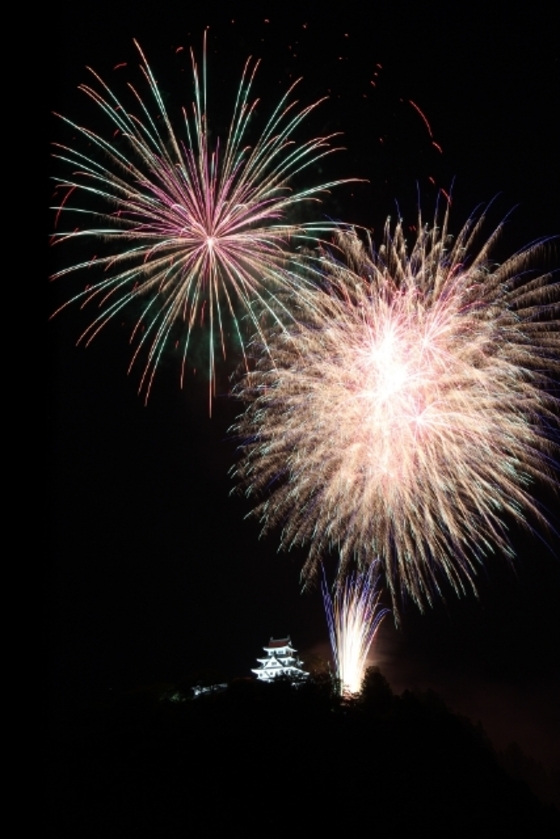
[51,38,345,405]
[233,209,559,612]
[322,561,389,696]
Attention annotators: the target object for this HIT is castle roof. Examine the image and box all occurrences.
[263,637,295,652]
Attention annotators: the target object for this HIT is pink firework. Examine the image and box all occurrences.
[51,38,346,405]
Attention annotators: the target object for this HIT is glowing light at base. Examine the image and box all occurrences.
[51,38,346,404]
[322,561,389,696]
[233,210,559,612]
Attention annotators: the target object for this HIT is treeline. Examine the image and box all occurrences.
[48,669,559,836]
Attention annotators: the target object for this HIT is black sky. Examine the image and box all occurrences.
[49,1,560,771]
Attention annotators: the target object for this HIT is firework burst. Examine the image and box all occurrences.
[51,38,345,405]
[323,561,389,696]
[233,208,559,612]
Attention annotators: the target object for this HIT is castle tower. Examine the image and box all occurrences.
[252,636,308,683]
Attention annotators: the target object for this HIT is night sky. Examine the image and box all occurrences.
[49,1,559,773]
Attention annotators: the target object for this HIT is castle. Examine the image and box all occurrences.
[252,636,308,683]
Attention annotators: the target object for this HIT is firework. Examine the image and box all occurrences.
[233,209,559,612]
[322,561,389,696]
[51,38,345,404]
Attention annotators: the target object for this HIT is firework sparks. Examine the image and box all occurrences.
[51,38,345,405]
[233,209,559,612]
[323,561,389,696]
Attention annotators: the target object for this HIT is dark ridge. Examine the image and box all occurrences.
[48,669,559,836]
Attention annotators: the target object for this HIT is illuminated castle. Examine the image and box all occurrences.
[252,637,308,683]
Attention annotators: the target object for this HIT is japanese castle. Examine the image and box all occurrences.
[252,636,308,683]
